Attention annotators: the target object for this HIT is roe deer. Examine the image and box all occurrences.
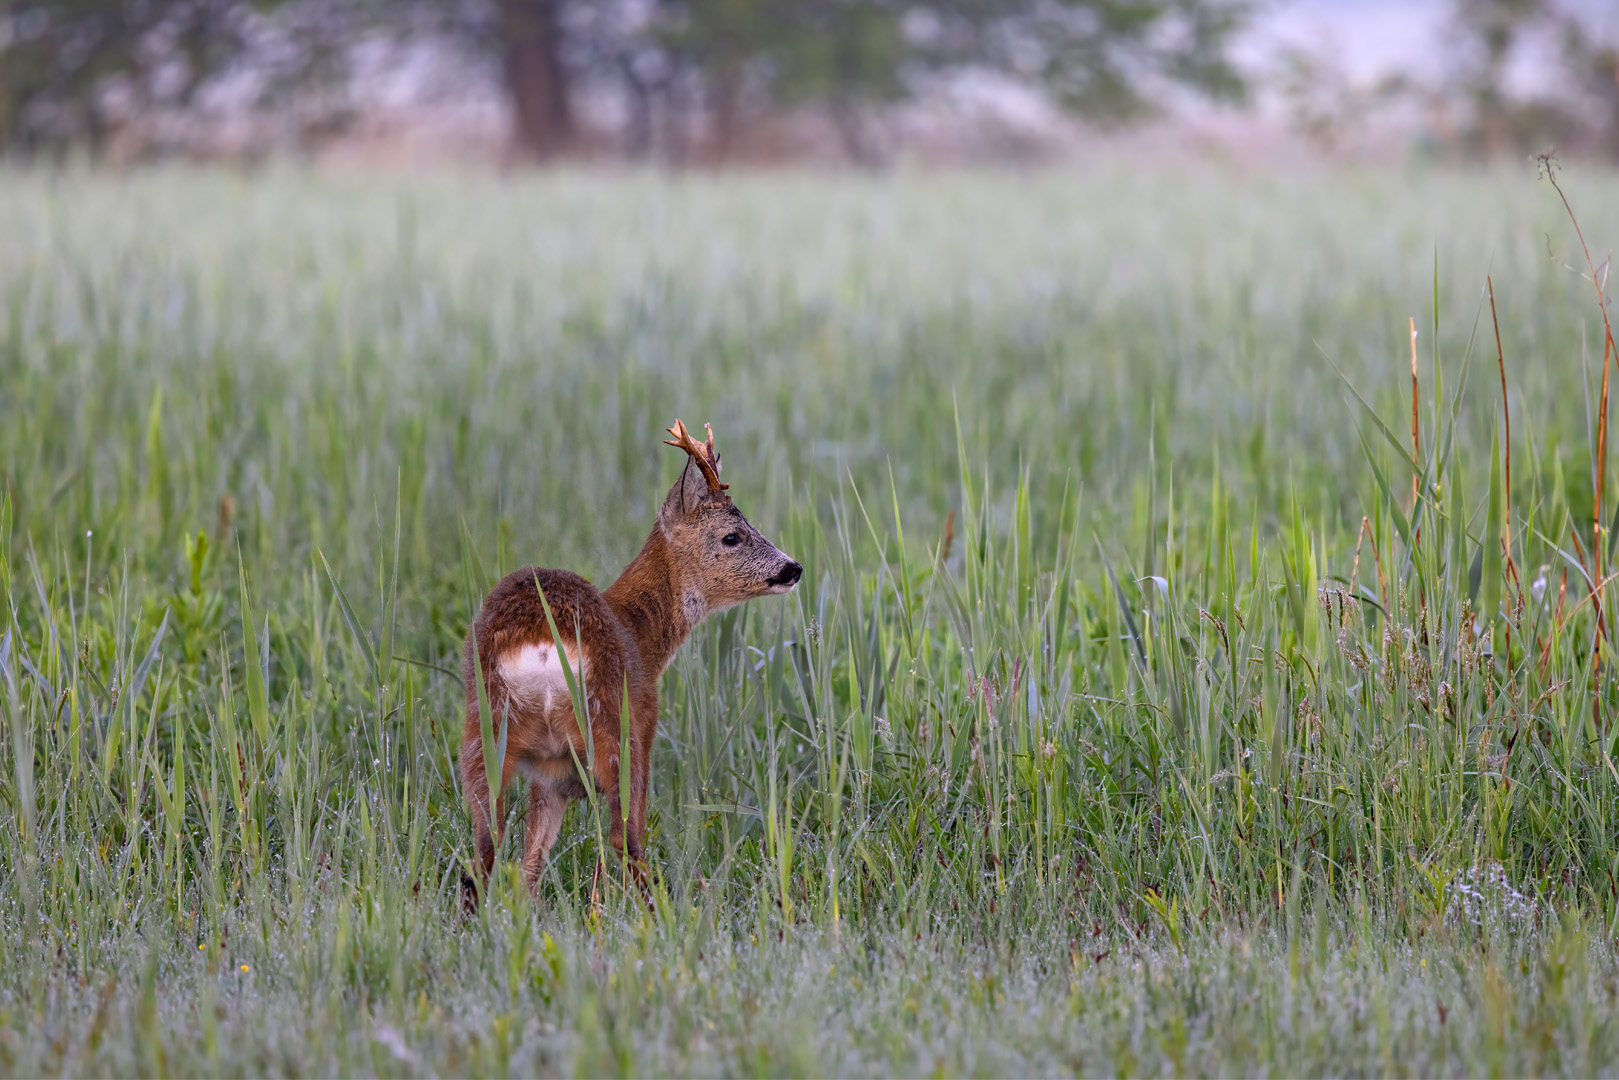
[460,419,801,907]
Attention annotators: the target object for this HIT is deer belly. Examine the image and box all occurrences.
[514,754,592,800]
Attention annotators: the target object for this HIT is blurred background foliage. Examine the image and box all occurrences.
[2,0,1615,165]
[0,0,1253,161]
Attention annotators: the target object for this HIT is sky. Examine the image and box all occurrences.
[1252,0,1617,93]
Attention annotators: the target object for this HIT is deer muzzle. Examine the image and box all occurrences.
[766,560,803,592]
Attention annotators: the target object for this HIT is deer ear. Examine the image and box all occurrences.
[660,457,712,522]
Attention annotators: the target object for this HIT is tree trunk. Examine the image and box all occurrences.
[663,70,694,168]
[497,0,573,161]
[832,98,884,169]
[618,56,654,161]
[709,66,741,163]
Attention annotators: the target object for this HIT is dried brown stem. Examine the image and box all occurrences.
[1538,154,1615,670]
[1349,515,1385,605]
[1488,276,1515,681]
[1488,276,1511,507]
[1410,316,1420,510]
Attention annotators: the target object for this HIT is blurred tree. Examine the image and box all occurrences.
[562,2,676,160]
[647,0,908,163]
[1448,0,1548,155]
[1273,44,1410,154]
[413,0,650,160]
[648,0,1253,164]
[657,0,777,159]
[767,0,908,164]
[492,0,574,158]
[927,0,1251,123]
[1,0,229,152]
[1560,18,1619,160]
[0,0,362,156]
[1430,0,1619,159]
[1,0,1256,162]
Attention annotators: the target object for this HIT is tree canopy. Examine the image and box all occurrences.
[0,0,1258,160]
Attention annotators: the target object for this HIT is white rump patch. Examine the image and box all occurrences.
[499,642,588,715]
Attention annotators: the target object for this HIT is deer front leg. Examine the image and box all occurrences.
[591,742,650,900]
[621,691,657,904]
[593,747,642,863]
[627,724,651,864]
[586,690,631,852]
[621,737,653,902]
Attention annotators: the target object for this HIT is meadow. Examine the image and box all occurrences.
[3,158,1619,1076]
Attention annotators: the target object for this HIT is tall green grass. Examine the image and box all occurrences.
[3,161,1619,1075]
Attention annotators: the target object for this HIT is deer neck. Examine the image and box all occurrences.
[603,524,699,674]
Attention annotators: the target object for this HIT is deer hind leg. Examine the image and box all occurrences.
[521,781,567,895]
[458,734,512,910]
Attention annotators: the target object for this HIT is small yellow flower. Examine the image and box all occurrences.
[240,964,251,973]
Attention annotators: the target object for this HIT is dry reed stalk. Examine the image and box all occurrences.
[1410,316,1420,510]
[1349,514,1385,605]
[1488,277,1511,507]
[1489,276,1515,674]
[1537,155,1615,678]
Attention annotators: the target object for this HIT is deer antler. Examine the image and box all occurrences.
[664,419,729,496]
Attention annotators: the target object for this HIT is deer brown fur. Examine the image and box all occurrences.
[460,420,801,907]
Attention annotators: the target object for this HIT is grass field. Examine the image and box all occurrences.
[3,159,1619,1076]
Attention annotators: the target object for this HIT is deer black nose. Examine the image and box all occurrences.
[769,561,802,587]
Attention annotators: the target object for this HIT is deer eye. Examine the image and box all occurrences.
[722,532,742,548]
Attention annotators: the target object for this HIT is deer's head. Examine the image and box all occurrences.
[659,420,801,621]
